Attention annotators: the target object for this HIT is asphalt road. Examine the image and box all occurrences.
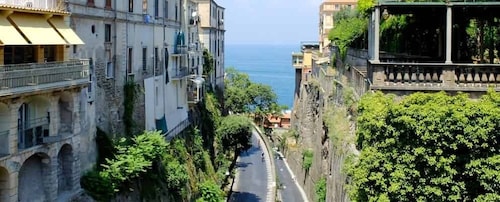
[274,155,305,202]
[228,131,269,202]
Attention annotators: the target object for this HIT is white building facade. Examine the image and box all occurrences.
[195,0,225,91]
[68,0,205,138]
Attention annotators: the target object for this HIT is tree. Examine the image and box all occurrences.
[196,180,224,202]
[203,49,214,76]
[348,91,500,201]
[217,115,253,154]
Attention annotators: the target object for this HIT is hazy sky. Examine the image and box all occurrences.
[216,0,323,45]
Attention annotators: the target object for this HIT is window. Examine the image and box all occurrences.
[88,58,93,93]
[154,47,159,70]
[73,45,77,54]
[105,0,112,9]
[164,48,170,83]
[106,62,114,78]
[154,0,159,17]
[87,0,94,7]
[142,47,147,71]
[335,4,339,10]
[129,0,133,12]
[175,3,178,21]
[127,47,133,74]
[143,0,147,13]
[164,0,168,19]
[104,24,111,42]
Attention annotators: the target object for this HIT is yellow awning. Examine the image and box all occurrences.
[9,14,67,45]
[48,17,84,45]
[0,16,28,45]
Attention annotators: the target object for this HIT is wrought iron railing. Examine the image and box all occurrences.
[18,117,49,150]
[174,45,188,55]
[171,67,189,80]
[165,117,191,141]
[0,0,63,10]
[0,59,89,96]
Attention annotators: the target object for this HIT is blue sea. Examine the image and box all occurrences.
[225,44,299,109]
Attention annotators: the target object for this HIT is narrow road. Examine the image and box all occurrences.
[274,155,307,202]
[228,131,269,202]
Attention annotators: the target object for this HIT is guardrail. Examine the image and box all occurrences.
[0,59,90,96]
[165,117,191,141]
[171,67,190,80]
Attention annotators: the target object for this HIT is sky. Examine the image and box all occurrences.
[216,0,323,45]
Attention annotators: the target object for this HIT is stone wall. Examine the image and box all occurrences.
[287,48,362,201]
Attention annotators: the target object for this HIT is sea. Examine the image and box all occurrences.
[225,44,300,109]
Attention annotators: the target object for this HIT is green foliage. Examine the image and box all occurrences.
[323,106,353,154]
[203,49,214,75]
[315,177,327,202]
[123,80,140,137]
[224,67,280,119]
[329,11,367,59]
[302,149,314,171]
[80,170,115,201]
[348,91,500,201]
[217,115,253,154]
[196,180,225,202]
[81,131,168,200]
[356,0,375,16]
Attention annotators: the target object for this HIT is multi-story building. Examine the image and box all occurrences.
[292,42,320,98]
[195,0,225,91]
[68,0,205,138]
[0,0,95,201]
[319,0,357,54]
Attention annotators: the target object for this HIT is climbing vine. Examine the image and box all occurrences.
[123,80,140,137]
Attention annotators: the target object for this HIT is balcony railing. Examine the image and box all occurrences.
[0,59,89,96]
[165,117,191,141]
[171,67,189,80]
[173,45,188,55]
[18,117,49,150]
[369,61,500,91]
[0,130,9,156]
[0,0,63,11]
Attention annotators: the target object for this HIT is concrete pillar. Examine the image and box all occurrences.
[0,46,4,65]
[445,6,452,64]
[71,91,81,135]
[373,6,380,62]
[34,46,44,63]
[49,95,60,137]
[44,156,58,201]
[56,45,65,62]
[8,101,22,154]
[8,172,18,202]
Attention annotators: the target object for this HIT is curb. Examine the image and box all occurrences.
[253,124,277,202]
[282,157,310,202]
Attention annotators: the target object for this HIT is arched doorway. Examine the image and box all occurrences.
[58,92,73,134]
[0,103,10,155]
[18,153,51,202]
[57,144,73,195]
[0,166,9,202]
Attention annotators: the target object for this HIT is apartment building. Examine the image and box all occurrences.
[67,0,204,138]
[0,0,95,201]
[195,0,224,91]
[292,42,320,98]
[319,0,357,54]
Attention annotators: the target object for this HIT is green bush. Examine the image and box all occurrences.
[196,180,224,202]
[302,149,314,171]
[315,177,327,202]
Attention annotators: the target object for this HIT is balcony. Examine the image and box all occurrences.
[171,66,189,80]
[187,76,205,104]
[172,45,188,56]
[0,59,90,97]
[369,61,500,92]
[18,117,49,150]
[0,0,63,11]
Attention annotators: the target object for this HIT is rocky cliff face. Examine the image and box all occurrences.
[285,73,357,202]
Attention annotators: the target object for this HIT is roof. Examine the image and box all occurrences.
[0,4,69,15]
